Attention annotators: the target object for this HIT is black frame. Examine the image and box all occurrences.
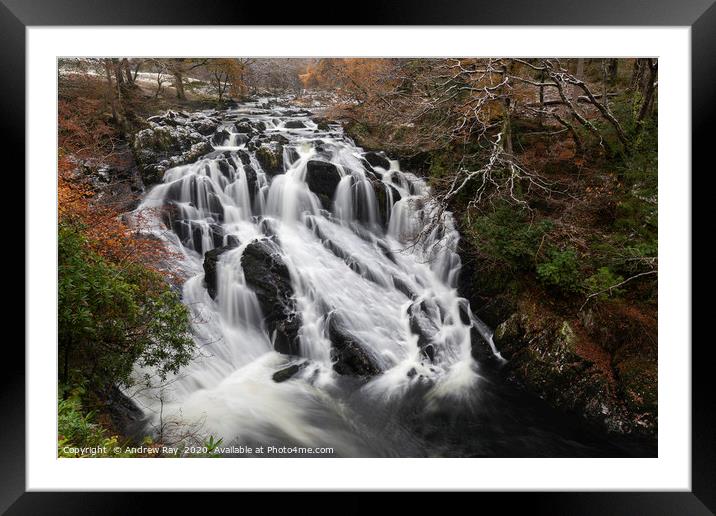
[6,0,711,513]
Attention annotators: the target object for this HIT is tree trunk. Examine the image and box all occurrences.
[601,59,609,109]
[122,58,134,85]
[572,58,585,100]
[103,60,118,122]
[637,59,657,125]
[607,59,619,85]
[538,69,545,126]
[173,71,186,100]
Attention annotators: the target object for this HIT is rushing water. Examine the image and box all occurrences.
[128,99,648,457]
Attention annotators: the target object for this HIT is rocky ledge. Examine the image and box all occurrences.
[132,110,220,185]
[492,299,657,440]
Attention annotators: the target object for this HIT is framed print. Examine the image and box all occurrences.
[6,0,712,513]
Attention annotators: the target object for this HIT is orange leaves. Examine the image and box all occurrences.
[58,156,170,271]
[301,59,395,97]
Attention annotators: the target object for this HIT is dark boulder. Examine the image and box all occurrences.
[305,160,341,208]
[211,129,230,146]
[191,117,220,136]
[284,120,306,129]
[241,239,302,355]
[327,312,381,377]
[202,241,239,299]
[272,362,307,383]
[234,122,255,134]
[255,143,284,175]
[268,133,290,145]
[363,151,391,170]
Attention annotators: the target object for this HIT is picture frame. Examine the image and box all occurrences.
[7,0,710,512]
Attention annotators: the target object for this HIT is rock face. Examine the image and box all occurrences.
[106,385,147,443]
[363,151,391,170]
[203,241,240,299]
[305,160,341,209]
[241,239,302,355]
[327,312,381,377]
[133,112,216,185]
[493,305,656,439]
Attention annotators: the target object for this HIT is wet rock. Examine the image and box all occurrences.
[190,221,205,253]
[327,312,381,377]
[492,308,653,438]
[133,124,213,185]
[285,147,301,166]
[407,300,440,361]
[312,117,331,131]
[374,183,402,226]
[243,164,258,198]
[258,218,279,238]
[202,241,240,299]
[191,116,220,136]
[209,223,225,248]
[272,362,307,383]
[268,133,290,145]
[393,276,418,300]
[363,151,391,170]
[241,239,302,355]
[284,120,306,129]
[234,122,255,134]
[360,158,376,175]
[215,159,233,180]
[105,385,147,443]
[211,129,230,146]
[305,160,341,207]
[235,149,251,165]
[255,143,284,175]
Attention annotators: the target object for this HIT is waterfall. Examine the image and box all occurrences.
[126,98,500,457]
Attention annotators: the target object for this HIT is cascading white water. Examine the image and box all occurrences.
[128,98,500,456]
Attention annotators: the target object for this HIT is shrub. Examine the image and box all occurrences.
[583,267,625,300]
[58,222,194,390]
[536,247,582,294]
[469,205,553,271]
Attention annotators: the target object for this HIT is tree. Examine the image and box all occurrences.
[207,58,247,103]
[166,58,208,100]
[304,58,650,245]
